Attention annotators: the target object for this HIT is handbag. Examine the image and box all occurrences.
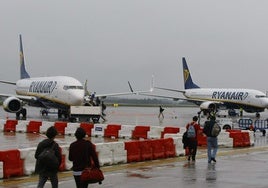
[80,167,104,184]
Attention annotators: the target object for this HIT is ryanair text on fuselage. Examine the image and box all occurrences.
[29,81,57,93]
[212,91,248,101]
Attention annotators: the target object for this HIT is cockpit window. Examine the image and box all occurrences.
[255,95,267,98]
[63,85,84,90]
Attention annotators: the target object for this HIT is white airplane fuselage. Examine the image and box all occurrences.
[15,76,85,108]
[184,88,268,109]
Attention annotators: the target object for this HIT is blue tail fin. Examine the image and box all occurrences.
[19,35,30,79]
[182,57,199,89]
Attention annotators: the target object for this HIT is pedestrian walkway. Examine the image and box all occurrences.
[1,146,268,188]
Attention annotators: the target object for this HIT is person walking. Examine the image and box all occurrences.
[69,127,101,188]
[35,126,61,188]
[203,115,219,163]
[158,106,165,119]
[185,116,201,162]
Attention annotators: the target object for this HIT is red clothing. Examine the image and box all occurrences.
[186,121,201,140]
[69,139,100,171]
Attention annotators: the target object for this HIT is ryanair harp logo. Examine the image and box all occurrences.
[184,69,190,83]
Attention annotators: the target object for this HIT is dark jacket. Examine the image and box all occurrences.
[34,139,61,175]
[182,131,190,149]
[69,139,100,171]
[203,120,216,137]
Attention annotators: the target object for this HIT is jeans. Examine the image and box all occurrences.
[207,137,218,162]
[37,173,58,188]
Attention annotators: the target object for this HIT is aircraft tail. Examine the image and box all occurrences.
[19,35,30,79]
[182,57,199,89]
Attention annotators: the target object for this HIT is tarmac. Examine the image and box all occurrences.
[0,107,268,187]
[1,142,268,188]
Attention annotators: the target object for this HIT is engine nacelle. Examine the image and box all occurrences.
[3,96,22,113]
[199,101,217,111]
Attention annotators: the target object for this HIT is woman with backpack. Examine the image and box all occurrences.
[35,126,61,188]
[185,116,201,162]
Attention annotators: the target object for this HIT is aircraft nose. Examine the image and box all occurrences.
[263,99,268,108]
[70,92,84,105]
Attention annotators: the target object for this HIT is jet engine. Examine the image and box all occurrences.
[3,96,22,113]
[199,101,217,111]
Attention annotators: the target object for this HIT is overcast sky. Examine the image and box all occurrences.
[1,0,268,97]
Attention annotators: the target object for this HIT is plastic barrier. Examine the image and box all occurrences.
[110,142,127,164]
[4,119,18,132]
[61,145,72,170]
[241,131,250,147]
[54,121,67,135]
[40,121,54,133]
[95,143,114,166]
[161,127,180,138]
[218,131,233,147]
[132,125,150,139]
[80,122,94,136]
[151,139,165,159]
[118,125,135,139]
[163,138,176,157]
[163,134,184,156]
[16,120,30,133]
[104,124,121,138]
[92,124,107,137]
[197,128,207,146]
[0,162,3,179]
[27,121,42,133]
[228,130,244,147]
[0,150,24,178]
[124,141,141,163]
[148,126,164,139]
[0,119,6,131]
[19,147,36,175]
[140,140,153,161]
[65,122,80,136]
[58,147,65,171]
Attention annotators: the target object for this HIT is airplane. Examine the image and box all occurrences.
[0,35,137,120]
[144,57,268,117]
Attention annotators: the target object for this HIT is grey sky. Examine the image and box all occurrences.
[1,1,268,96]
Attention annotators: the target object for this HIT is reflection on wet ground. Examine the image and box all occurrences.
[1,107,268,187]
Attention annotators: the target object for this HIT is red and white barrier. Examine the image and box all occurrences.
[0,119,257,179]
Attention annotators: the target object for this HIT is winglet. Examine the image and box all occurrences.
[182,57,199,89]
[19,34,30,79]
[128,81,134,92]
[150,75,154,92]
[84,79,90,96]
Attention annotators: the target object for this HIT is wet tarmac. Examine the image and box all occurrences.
[0,106,268,187]
[2,145,268,188]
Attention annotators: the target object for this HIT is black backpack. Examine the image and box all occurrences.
[38,143,59,170]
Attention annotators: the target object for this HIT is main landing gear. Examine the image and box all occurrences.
[16,108,27,120]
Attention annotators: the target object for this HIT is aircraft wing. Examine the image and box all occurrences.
[0,94,37,102]
[154,86,185,93]
[88,80,153,99]
[95,91,138,99]
[0,80,16,85]
[139,92,223,107]
[138,93,184,101]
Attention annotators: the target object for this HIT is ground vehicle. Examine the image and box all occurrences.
[69,106,102,123]
[199,116,233,130]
